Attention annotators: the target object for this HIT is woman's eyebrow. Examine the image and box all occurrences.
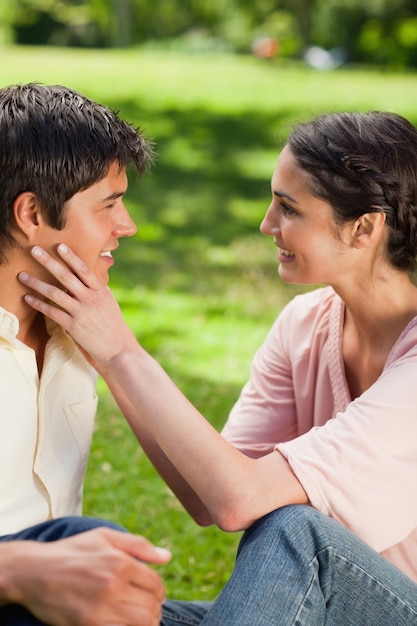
[273,190,298,203]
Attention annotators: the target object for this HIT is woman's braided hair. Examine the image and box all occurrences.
[288,111,417,273]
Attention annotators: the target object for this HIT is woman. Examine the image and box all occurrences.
[20,111,417,624]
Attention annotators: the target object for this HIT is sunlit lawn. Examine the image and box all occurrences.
[2,45,417,600]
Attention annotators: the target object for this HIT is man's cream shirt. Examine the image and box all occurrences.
[0,306,98,535]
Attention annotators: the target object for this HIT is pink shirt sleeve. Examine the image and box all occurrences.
[222,287,340,456]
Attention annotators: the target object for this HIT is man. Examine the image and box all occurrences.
[0,82,209,626]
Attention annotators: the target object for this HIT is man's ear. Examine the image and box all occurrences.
[13,192,43,242]
[351,210,386,249]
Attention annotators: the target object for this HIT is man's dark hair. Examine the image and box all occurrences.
[0,82,153,262]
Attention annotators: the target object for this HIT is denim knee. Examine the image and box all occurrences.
[237,504,325,560]
[237,505,417,623]
[205,506,417,626]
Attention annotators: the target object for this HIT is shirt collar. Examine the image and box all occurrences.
[0,306,70,347]
[0,307,20,343]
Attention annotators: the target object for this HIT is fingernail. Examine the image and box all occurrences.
[155,547,172,558]
[32,246,42,257]
[58,243,69,254]
[19,272,29,281]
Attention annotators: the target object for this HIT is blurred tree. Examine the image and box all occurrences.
[311,0,417,66]
[111,0,131,47]
[2,0,417,68]
[278,0,317,48]
[8,0,102,46]
[0,1,18,44]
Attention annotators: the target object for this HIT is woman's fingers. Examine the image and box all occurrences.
[56,243,103,289]
[18,271,75,330]
[19,270,73,306]
[19,244,105,321]
[20,244,136,368]
[32,244,103,291]
[18,246,93,328]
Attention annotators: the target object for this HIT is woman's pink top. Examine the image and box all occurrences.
[222,286,417,583]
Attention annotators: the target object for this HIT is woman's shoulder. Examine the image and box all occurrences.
[281,285,340,324]
[267,286,342,358]
[388,313,417,366]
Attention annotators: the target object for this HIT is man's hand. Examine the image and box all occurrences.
[5,527,171,626]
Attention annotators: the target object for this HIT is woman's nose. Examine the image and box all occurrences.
[260,204,278,236]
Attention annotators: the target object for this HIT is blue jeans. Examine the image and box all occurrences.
[191,505,417,625]
[2,508,417,625]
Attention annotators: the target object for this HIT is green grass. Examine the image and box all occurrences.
[2,45,417,600]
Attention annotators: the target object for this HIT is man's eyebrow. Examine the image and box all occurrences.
[273,190,298,203]
[99,191,126,202]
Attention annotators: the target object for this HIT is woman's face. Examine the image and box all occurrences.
[260,145,351,286]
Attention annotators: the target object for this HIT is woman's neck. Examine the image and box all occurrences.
[340,272,417,398]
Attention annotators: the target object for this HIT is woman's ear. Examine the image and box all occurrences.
[13,192,42,242]
[351,211,386,249]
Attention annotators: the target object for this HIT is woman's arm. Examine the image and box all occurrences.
[105,346,307,531]
[107,377,214,526]
[20,245,308,531]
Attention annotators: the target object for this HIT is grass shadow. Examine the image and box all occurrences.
[105,100,296,301]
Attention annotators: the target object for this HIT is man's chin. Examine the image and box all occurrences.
[99,270,110,286]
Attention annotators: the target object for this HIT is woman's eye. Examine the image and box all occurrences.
[280,201,295,216]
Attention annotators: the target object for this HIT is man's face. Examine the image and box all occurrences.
[37,162,136,284]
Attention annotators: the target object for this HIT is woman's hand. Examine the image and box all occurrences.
[19,244,137,372]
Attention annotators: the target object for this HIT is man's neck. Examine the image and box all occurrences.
[0,256,48,373]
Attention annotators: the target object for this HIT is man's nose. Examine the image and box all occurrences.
[113,206,137,237]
